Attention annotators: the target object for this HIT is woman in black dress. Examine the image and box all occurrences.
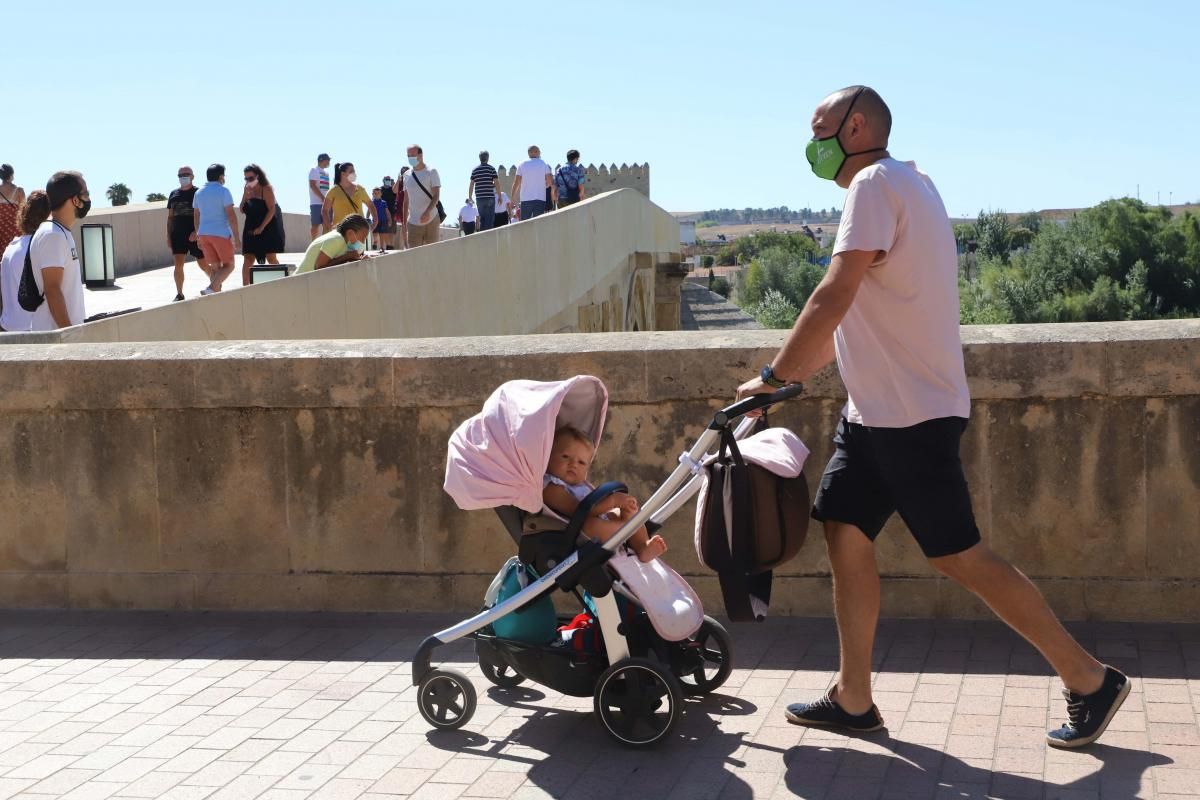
[239,164,286,285]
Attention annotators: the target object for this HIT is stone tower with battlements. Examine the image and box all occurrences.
[494,163,649,201]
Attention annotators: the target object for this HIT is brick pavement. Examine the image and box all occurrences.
[0,612,1195,799]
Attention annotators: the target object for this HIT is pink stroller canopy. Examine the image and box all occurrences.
[444,376,610,513]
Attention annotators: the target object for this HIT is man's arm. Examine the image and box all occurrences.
[40,267,72,328]
[418,185,439,223]
[578,171,586,199]
[308,178,323,200]
[511,175,522,205]
[467,176,475,202]
[738,249,879,400]
[225,204,241,248]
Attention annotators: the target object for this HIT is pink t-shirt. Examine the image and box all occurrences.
[831,158,970,428]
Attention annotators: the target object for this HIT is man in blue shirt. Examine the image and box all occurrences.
[554,149,587,208]
[192,164,240,295]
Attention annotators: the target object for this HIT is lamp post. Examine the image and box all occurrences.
[79,224,115,288]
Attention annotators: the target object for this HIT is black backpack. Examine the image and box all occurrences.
[17,235,44,312]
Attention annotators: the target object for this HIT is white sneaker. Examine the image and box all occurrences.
[200,287,216,296]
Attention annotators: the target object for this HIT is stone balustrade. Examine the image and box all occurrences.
[0,321,1196,619]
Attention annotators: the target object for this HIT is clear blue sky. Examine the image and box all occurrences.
[6,0,1197,216]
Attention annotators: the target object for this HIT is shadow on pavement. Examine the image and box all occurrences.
[782,738,1172,799]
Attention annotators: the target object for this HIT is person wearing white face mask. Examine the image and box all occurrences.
[165,166,209,301]
[401,145,442,248]
[322,161,376,233]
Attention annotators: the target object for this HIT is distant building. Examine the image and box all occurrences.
[680,220,696,245]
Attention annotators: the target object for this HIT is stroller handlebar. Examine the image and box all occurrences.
[710,383,805,429]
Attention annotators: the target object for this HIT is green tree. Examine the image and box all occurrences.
[106,183,132,206]
[976,210,1013,262]
[952,223,978,247]
[146,192,167,202]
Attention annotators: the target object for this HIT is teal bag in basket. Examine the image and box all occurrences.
[485,557,558,644]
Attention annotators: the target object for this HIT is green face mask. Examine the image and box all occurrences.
[805,87,887,181]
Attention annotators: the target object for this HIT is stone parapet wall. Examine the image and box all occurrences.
[0,321,1197,619]
[3,190,680,345]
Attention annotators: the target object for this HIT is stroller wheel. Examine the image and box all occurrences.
[678,616,734,696]
[480,658,526,688]
[594,657,682,747]
[417,669,477,731]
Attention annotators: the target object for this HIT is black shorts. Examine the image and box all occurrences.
[812,416,981,559]
[170,223,204,258]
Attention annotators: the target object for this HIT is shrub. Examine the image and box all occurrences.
[710,277,732,298]
[748,289,799,328]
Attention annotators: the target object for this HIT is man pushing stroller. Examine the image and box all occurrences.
[735,85,1128,749]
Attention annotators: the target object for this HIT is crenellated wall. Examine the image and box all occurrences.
[495,163,649,201]
[0,322,1196,619]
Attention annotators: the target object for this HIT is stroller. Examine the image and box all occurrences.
[413,376,804,746]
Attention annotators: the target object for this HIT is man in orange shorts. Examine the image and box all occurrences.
[191,164,240,295]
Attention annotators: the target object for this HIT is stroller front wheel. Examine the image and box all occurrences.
[594,657,683,747]
[417,669,477,731]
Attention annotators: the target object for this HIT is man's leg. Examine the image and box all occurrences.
[931,544,1105,694]
[478,199,494,231]
[826,521,881,714]
[173,254,185,296]
[310,205,322,241]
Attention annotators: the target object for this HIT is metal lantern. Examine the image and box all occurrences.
[249,264,293,284]
[79,224,115,288]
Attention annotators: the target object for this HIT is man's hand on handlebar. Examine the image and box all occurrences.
[736,375,776,416]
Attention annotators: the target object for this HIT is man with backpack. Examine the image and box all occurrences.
[28,171,90,330]
[555,150,587,208]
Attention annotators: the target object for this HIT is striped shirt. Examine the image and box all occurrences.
[470,164,498,200]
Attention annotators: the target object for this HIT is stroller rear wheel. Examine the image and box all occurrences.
[678,616,734,696]
[594,657,682,747]
[417,669,477,730]
[479,658,526,688]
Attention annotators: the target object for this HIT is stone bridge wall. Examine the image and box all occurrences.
[0,321,1196,619]
[1,190,680,345]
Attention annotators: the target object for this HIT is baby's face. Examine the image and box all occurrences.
[548,436,593,485]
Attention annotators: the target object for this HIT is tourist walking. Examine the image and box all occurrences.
[394,166,409,247]
[402,145,442,248]
[468,151,499,231]
[309,153,331,240]
[372,187,392,252]
[511,145,554,221]
[296,214,372,273]
[28,171,89,330]
[458,199,478,235]
[192,164,239,295]
[166,166,209,301]
[0,190,50,332]
[554,149,587,208]
[494,190,511,227]
[323,162,375,233]
[381,175,398,248]
[0,164,26,248]
[735,85,1129,749]
[239,164,285,284]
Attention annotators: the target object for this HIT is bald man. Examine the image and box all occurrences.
[736,86,1129,749]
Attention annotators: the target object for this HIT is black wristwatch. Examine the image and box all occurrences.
[760,364,786,389]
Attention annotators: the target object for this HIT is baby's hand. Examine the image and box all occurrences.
[618,494,639,515]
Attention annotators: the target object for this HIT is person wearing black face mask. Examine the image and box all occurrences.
[29,170,89,330]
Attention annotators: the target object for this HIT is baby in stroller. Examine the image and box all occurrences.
[544,426,668,562]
